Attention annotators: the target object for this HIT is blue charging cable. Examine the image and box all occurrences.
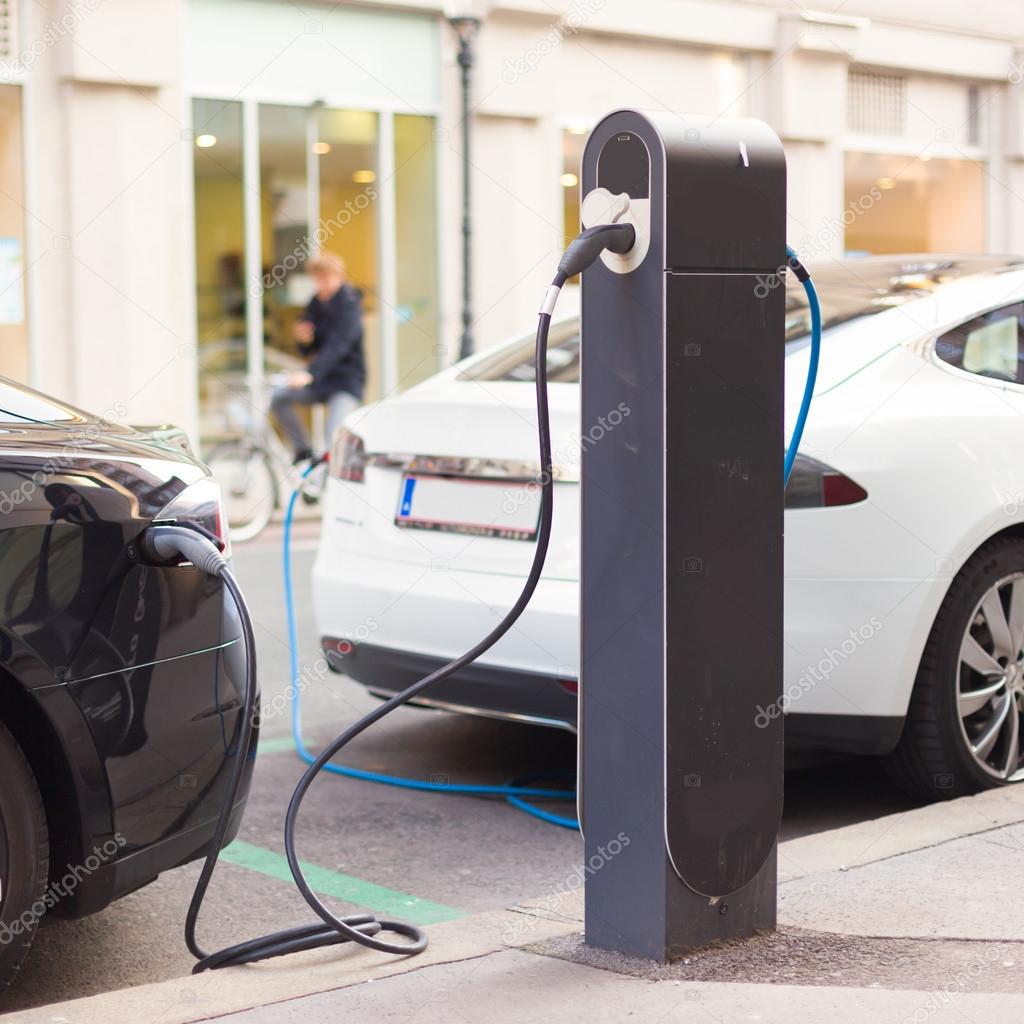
[783,246,822,485]
[283,469,580,830]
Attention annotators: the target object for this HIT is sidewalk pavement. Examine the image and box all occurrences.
[5,786,1024,1023]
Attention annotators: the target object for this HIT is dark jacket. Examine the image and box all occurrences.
[298,283,366,401]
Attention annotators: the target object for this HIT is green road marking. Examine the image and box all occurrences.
[258,735,300,756]
[220,840,464,925]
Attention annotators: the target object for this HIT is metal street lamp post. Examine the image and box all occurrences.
[446,3,487,360]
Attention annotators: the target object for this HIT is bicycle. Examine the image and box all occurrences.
[203,374,327,543]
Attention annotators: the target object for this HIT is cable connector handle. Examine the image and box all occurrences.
[138,524,228,577]
[558,223,636,278]
[786,249,810,284]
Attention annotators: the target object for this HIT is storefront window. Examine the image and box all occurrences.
[395,114,439,389]
[193,99,439,443]
[562,128,587,252]
[192,98,245,441]
[316,108,380,399]
[844,151,986,255]
[0,85,28,381]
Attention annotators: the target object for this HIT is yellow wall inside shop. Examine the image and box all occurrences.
[0,86,28,382]
[194,173,378,312]
[318,183,377,298]
[194,175,245,343]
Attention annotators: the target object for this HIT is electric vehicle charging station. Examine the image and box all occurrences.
[137,105,816,976]
[578,110,787,960]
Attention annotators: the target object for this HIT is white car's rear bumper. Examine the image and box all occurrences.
[313,540,941,749]
[312,546,581,726]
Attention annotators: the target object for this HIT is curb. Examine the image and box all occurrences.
[778,785,1024,882]
[4,787,1022,1023]
[0,895,583,1024]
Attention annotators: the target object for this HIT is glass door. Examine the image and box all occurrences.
[394,114,440,390]
[192,98,245,442]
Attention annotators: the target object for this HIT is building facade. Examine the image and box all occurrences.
[3,0,1024,441]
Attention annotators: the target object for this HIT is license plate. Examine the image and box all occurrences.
[395,474,540,540]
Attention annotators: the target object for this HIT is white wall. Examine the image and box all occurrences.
[24,0,198,438]
[470,114,561,348]
[184,0,440,111]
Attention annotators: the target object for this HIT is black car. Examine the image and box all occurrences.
[0,377,256,988]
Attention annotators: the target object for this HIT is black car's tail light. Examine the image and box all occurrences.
[153,477,230,557]
[330,428,367,482]
[785,454,867,509]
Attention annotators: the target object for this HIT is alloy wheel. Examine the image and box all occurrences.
[958,572,1024,781]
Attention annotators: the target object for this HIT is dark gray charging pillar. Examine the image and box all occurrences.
[579,109,787,960]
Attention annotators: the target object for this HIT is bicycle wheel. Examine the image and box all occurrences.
[205,444,277,543]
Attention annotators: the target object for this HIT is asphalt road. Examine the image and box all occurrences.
[1,524,919,1014]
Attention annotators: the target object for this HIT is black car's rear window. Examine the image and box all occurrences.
[459,256,1024,383]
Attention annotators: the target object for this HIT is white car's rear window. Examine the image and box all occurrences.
[459,257,1024,383]
[459,322,581,383]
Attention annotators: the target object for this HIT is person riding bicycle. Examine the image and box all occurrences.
[271,251,365,463]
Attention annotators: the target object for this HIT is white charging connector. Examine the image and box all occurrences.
[580,187,650,274]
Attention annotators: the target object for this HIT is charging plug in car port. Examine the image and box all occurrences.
[135,523,228,574]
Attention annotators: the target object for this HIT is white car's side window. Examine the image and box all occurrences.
[935,304,1023,384]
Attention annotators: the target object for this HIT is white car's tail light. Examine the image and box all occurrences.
[152,476,230,557]
[330,428,367,482]
[785,454,867,509]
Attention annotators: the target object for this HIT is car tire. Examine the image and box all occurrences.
[885,536,1024,800]
[0,722,48,991]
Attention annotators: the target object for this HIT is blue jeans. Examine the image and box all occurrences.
[270,386,359,455]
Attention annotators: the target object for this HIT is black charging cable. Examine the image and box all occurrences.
[136,222,635,972]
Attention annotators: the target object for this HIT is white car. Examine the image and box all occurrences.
[313,255,1024,799]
